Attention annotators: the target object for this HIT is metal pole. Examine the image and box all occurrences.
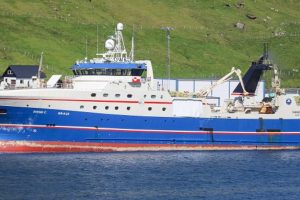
[161,26,174,90]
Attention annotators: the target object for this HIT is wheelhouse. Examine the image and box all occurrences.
[72,62,146,77]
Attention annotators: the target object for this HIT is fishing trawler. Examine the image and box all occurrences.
[0,23,299,153]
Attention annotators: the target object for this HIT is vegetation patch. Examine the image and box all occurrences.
[294,96,300,106]
[0,0,299,87]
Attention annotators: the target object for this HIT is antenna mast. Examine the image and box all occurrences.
[130,25,135,61]
[85,36,87,60]
[161,26,174,90]
[97,24,99,54]
[38,52,43,80]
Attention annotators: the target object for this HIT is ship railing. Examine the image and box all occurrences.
[285,88,300,95]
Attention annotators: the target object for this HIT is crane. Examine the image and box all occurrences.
[198,67,248,97]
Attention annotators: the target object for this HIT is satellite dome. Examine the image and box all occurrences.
[117,23,124,31]
[105,39,115,50]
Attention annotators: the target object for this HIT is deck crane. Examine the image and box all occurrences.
[198,67,248,97]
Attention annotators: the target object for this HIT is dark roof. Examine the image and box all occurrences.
[4,65,46,78]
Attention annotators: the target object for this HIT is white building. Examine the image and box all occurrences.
[1,65,46,89]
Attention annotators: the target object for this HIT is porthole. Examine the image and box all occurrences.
[151,95,156,99]
[93,106,97,110]
[127,94,133,98]
[144,95,147,98]
[48,105,51,107]
[91,93,96,97]
[105,106,109,110]
[115,106,119,110]
[115,94,121,98]
[148,107,152,111]
[127,106,131,110]
[160,95,163,99]
[103,93,108,97]
[162,107,166,111]
[80,105,84,109]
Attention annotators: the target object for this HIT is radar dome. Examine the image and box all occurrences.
[105,39,115,50]
[117,23,124,31]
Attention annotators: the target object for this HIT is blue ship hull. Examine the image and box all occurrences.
[0,106,300,152]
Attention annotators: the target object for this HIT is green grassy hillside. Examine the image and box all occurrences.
[0,0,299,87]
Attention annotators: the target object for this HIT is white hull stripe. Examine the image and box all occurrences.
[0,98,172,105]
[0,124,300,135]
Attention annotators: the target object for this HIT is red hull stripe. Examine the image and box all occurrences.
[0,97,172,105]
[1,140,300,153]
[0,124,300,135]
[231,92,255,96]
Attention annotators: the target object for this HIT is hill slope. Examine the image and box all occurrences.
[0,0,299,87]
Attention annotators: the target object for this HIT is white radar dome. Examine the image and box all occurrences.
[117,23,124,31]
[105,39,115,50]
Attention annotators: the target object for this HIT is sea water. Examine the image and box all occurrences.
[0,151,299,200]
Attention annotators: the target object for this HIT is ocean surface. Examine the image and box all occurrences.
[0,151,300,200]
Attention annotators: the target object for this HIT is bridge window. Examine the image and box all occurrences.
[131,69,145,76]
[106,69,112,75]
[88,69,96,75]
[95,69,105,75]
[81,70,89,75]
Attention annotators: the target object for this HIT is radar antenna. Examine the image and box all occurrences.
[98,22,130,62]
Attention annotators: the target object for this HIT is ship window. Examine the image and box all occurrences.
[162,107,166,111]
[144,95,147,98]
[80,105,84,109]
[0,109,7,114]
[88,69,96,75]
[81,70,89,75]
[106,69,112,75]
[127,106,131,110]
[131,69,145,76]
[113,69,122,76]
[115,94,121,98]
[91,93,96,97]
[160,95,163,99]
[121,69,130,76]
[148,107,152,111]
[20,80,24,84]
[151,95,156,99]
[115,106,119,110]
[105,106,109,110]
[93,106,97,110]
[75,70,81,75]
[103,93,108,97]
[127,94,133,98]
[95,69,105,75]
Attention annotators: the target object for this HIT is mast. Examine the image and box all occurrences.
[130,25,135,61]
[38,52,43,80]
[161,26,174,90]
